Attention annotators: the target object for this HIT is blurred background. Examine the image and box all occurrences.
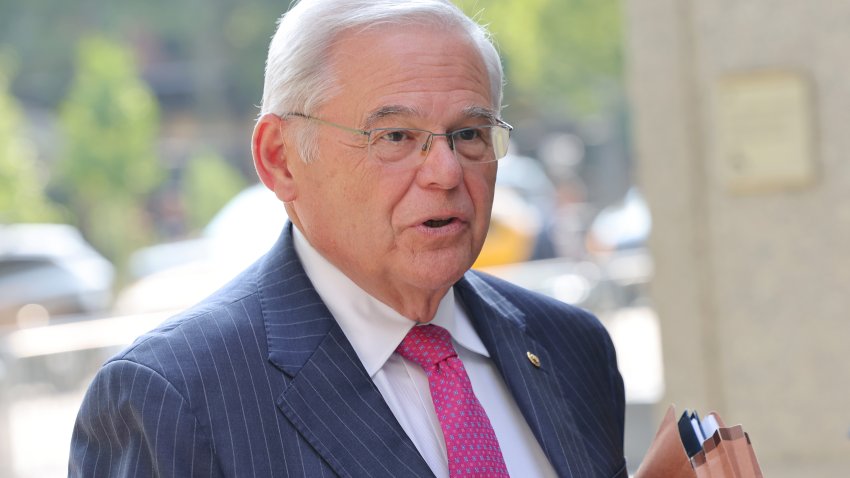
[0,0,847,476]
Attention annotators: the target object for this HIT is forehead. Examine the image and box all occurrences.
[322,24,494,125]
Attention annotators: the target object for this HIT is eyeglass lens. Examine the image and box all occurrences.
[367,125,509,165]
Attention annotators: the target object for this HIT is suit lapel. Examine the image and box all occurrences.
[456,271,595,477]
[254,225,597,476]
[256,225,433,477]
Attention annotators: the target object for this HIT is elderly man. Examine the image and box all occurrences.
[70,1,627,477]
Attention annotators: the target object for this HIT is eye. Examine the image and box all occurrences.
[374,129,412,144]
[454,127,482,142]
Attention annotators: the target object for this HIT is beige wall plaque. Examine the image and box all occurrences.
[714,71,816,193]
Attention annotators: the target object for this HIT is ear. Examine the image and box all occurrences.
[252,113,298,202]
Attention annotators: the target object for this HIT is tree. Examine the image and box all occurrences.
[457,0,624,119]
[55,36,163,274]
[182,150,247,231]
[0,49,61,223]
[457,0,631,206]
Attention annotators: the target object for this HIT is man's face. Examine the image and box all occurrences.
[284,25,497,310]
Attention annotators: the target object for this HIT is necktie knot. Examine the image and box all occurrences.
[396,324,457,371]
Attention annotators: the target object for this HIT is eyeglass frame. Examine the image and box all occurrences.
[279,112,513,166]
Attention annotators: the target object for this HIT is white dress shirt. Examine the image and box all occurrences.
[293,229,557,478]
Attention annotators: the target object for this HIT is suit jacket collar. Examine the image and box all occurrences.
[256,224,433,477]
[256,224,593,477]
[456,272,595,477]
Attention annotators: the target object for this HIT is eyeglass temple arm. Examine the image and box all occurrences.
[281,112,370,137]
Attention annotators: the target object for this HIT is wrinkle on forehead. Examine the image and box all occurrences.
[322,25,494,123]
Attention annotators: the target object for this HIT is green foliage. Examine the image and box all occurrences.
[1,0,624,120]
[56,36,164,270]
[182,150,247,231]
[457,0,624,118]
[1,0,628,264]
[0,0,282,115]
[0,49,61,223]
[58,36,162,201]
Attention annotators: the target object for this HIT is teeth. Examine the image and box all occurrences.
[425,218,452,228]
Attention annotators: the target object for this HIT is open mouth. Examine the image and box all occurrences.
[423,218,455,228]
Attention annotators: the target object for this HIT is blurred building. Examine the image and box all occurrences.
[626,1,850,475]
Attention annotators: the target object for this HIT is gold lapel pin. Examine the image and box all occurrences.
[526,351,541,368]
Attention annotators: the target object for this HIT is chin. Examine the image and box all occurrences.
[406,250,476,289]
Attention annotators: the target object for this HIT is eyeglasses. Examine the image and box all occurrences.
[282,112,512,167]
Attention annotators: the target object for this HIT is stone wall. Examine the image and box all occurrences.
[624,1,850,475]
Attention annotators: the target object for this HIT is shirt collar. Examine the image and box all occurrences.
[292,228,489,377]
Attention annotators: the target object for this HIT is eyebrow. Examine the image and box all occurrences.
[462,106,499,124]
[362,104,500,130]
[362,105,420,129]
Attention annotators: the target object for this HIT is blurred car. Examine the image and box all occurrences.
[127,184,286,279]
[115,184,288,313]
[0,223,115,327]
[585,187,651,256]
[583,188,654,310]
[495,152,559,260]
[473,186,541,268]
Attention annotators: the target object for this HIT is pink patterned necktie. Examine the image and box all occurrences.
[396,324,510,477]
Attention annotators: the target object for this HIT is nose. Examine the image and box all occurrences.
[416,133,463,189]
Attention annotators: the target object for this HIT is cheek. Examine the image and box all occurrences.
[468,169,497,210]
[380,171,420,217]
[330,170,410,245]
[469,175,497,241]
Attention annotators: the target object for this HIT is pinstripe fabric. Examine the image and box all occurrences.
[456,274,627,478]
[69,223,627,477]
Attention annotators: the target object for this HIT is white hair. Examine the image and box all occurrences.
[259,0,504,162]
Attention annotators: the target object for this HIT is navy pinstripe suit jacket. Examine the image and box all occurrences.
[70,224,627,477]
